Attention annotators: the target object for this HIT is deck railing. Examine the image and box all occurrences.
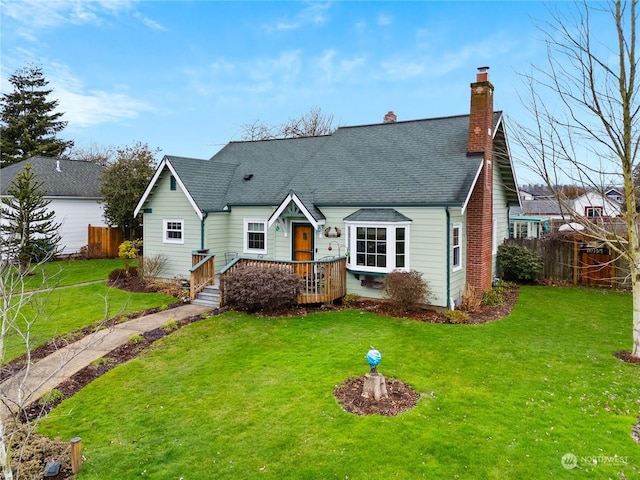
[219,256,347,306]
[189,251,215,300]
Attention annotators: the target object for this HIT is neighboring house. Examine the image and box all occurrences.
[572,190,622,219]
[135,68,520,308]
[509,198,565,239]
[1,157,106,255]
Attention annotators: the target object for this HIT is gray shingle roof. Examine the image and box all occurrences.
[344,208,413,222]
[160,112,518,213]
[0,157,104,197]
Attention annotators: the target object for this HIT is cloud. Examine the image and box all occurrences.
[133,11,167,31]
[47,64,155,127]
[1,0,163,38]
[262,2,331,32]
[377,14,392,26]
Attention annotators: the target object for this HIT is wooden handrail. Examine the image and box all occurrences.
[189,252,215,300]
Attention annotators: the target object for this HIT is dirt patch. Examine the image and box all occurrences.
[334,376,423,416]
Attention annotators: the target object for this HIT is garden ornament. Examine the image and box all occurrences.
[366,348,382,373]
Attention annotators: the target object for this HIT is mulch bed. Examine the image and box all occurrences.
[334,376,423,416]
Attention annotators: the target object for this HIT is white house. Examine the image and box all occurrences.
[1,157,106,255]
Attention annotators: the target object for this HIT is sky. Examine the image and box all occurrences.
[0,1,597,184]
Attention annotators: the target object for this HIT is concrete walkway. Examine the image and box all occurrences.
[0,303,212,418]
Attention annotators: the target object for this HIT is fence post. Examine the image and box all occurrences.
[70,437,83,473]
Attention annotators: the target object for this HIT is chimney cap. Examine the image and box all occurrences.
[477,66,490,73]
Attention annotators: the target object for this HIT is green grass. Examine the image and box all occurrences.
[21,259,127,290]
[39,286,640,479]
[3,265,177,364]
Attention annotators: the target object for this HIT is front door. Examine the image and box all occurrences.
[293,224,314,261]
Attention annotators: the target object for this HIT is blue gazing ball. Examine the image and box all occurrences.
[366,349,382,367]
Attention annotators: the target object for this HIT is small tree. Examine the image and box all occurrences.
[0,65,73,167]
[101,142,158,240]
[0,164,61,271]
[512,0,640,355]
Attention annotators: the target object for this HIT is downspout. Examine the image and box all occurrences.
[200,213,208,251]
[446,207,452,310]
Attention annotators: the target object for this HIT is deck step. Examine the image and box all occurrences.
[193,285,220,307]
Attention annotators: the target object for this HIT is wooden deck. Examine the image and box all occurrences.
[218,256,347,306]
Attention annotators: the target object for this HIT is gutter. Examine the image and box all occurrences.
[200,213,208,250]
[446,207,451,310]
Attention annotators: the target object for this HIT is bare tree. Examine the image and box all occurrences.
[512,1,639,355]
[67,142,115,166]
[239,107,336,141]
[0,249,120,478]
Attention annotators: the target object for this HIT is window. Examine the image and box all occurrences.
[585,206,603,218]
[452,223,462,271]
[244,220,267,254]
[345,223,409,273]
[510,222,529,239]
[170,175,177,191]
[163,219,184,244]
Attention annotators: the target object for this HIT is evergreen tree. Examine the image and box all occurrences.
[0,164,61,270]
[0,65,74,167]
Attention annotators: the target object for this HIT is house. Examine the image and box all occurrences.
[509,198,565,239]
[134,68,520,308]
[1,157,106,255]
[572,190,622,219]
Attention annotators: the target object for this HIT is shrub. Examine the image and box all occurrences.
[342,293,361,305]
[444,309,469,324]
[382,270,431,314]
[108,269,126,282]
[137,254,167,283]
[162,320,178,332]
[223,265,305,313]
[38,388,64,406]
[80,242,104,259]
[118,240,141,260]
[481,288,504,307]
[128,334,144,344]
[497,243,543,282]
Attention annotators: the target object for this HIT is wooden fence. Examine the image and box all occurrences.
[503,237,631,287]
[87,225,122,258]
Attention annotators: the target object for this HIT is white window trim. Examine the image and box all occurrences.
[492,217,498,255]
[452,222,462,272]
[163,218,184,244]
[243,219,268,255]
[345,221,410,274]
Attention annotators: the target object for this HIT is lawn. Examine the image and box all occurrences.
[21,258,126,290]
[3,259,178,363]
[40,286,640,479]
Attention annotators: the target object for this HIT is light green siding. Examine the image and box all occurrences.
[493,162,511,276]
[448,208,466,308]
[141,171,202,280]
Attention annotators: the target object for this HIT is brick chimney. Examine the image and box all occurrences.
[383,111,397,123]
[465,66,494,292]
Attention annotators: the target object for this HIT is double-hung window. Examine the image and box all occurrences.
[344,210,411,274]
[163,219,184,244]
[452,223,462,271]
[244,220,267,254]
